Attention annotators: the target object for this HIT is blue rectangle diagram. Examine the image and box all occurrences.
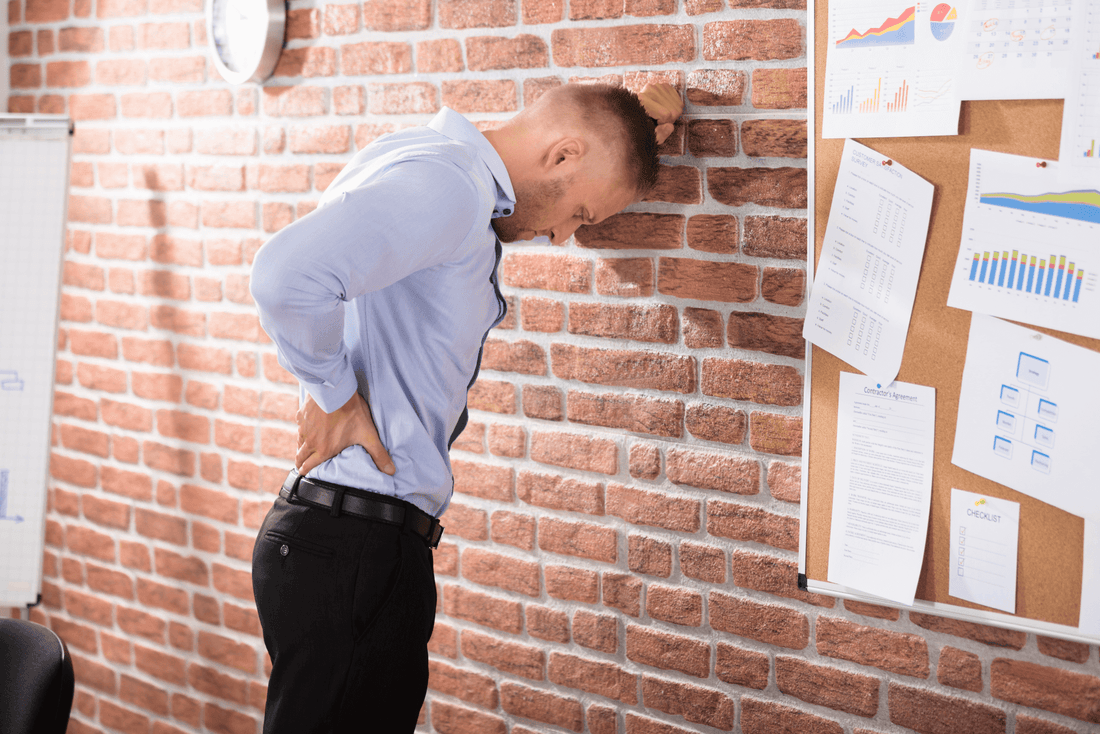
[1037,398,1058,422]
[1031,450,1052,473]
[1034,424,1055,449]
[1016,352,1050,389]
[995,410,1017,433]
[999,384,1021,408]
[993,435,1013,459]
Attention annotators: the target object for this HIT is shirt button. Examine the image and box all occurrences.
[280,544,289,557]
[502,208,511,215]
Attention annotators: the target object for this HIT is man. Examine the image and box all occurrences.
[250,82,683,733]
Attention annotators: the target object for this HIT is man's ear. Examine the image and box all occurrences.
[545,137,585,170]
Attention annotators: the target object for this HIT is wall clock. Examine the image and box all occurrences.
[206,0,285,84]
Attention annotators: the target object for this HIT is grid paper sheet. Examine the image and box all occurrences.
[0,117,72,607]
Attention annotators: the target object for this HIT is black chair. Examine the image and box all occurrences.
[0,618,75,734]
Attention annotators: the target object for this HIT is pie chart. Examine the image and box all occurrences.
[930,3,957,41]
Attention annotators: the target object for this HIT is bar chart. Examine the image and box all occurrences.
[968,251,1085,302]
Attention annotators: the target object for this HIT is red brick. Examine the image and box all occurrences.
[500,682,583,732]
[539,518,616,563]
[521,385,563,422]
[467,379,515,414]
[688,119,737,158]
[715,642,768,690]
[543,565,598,604]
[431,700,505,734]
[502,252,590,292]
[143,440,195,476]
[843,599,900,620]
[710,592,808,649]
[762,266,806,306]
[461,548,539,597]
[603,572,641,616]
[627,443,660,480]
[741,697,843,734]
[60,423,110,458]
[752,67,808,109]
[467,34,547,71]
[642,676,733,729]
[666,446,759,495]
[428,660,498,710]
[451,459,513,501]
[462,629,544,680]
[939,646,983,692]
[701,357,802,406]
[709,166,807,209]
[552,25,693,67]
[626,625,708,678]
[776,655,879,717]
[486,423,524,457]
[647,584,702,627]
[658,256,756,303]
[481,338,545,375]
[606,483,698,533]
[552,344,695,394]
[629,535,671,577]
[64,260,106,289]
[990,658,1099,724]
[443,585,522,634]
[1036,635,1090,663]
[365,82,437,115]
[517,471,603,514]
[686,68,746,105]
[576,212,683,250]
[83,493,131,529]
[490,510,535,551]
[439,0,515,28]
[749,411,802,456]
[731,550,833,607]
[568,303,677,345]
[743,119,807,159]
[549,652,636,704]
[51,453,97,488]
[909,613,1026,649]
[704,19,801,61]
[727,312,805,360]
[416,38,462,73]
[1016,715,1081,734]
[594,258,654,298]
[817,616,929,678]
[530,431,616,475]
[890,683,1006,734]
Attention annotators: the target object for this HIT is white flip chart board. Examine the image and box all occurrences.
[0,115,72,607]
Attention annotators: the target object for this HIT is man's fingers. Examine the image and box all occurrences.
[299,452,321,478]
[361,436,396,476]
[655,122,675,146]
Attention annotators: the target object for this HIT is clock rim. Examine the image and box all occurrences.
[206,0,286,85]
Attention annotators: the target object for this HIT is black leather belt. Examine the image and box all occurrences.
[280,470,443,549]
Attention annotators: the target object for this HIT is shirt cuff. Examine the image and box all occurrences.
[304,366,360,414]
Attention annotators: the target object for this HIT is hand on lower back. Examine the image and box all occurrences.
[295,391,395,478]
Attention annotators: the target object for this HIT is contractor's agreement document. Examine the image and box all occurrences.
[953,315,1100,518]
[823,0,963,137]
[805,140,935,385]
[949,488,1020,613]
[828,373,936,606]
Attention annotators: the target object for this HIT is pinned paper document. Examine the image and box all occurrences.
[949,488,1020,613]
[804,139,934,385]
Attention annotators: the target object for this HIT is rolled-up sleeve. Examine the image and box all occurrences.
[250,157,481,413]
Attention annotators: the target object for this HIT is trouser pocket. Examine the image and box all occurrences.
[264,530,336,559]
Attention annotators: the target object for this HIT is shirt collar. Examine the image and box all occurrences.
[428,107,517,219]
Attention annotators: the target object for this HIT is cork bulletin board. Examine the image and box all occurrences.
[799,0,1100,643]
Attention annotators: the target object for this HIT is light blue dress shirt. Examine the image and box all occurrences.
[251,108,514,517]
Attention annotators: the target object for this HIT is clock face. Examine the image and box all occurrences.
[208,0,285,84]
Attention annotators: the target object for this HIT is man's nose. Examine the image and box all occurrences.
[550,221,582,245]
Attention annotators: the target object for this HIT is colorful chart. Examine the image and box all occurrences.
[836,7,916,48]
[968,251,1085,303]
[930,3,957,41]
[978,190,1100,225]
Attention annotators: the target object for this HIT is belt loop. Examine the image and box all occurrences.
[287,470,303,503]
[330,485,346,518]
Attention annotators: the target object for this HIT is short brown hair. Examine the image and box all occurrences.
[560,84,661,198]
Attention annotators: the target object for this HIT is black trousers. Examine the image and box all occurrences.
[252,493,437,734]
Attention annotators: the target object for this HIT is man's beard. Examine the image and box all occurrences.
[492,175,568,243]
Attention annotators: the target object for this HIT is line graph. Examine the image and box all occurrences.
[836,6,916,48]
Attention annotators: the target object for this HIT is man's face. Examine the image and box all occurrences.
[493,152,636,245]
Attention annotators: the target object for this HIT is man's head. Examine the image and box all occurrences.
[485,83,661,245]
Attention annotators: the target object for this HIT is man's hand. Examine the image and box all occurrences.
[638,83,684,146]
[296,392,395,478]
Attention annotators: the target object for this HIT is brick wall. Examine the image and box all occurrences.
[6,0,1099,732]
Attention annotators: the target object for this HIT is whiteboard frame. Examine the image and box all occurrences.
[795,5,1099,645]
[0,114,73,609]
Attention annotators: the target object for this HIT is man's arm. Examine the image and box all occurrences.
[638,83,684,146]
[251,157,481,476]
